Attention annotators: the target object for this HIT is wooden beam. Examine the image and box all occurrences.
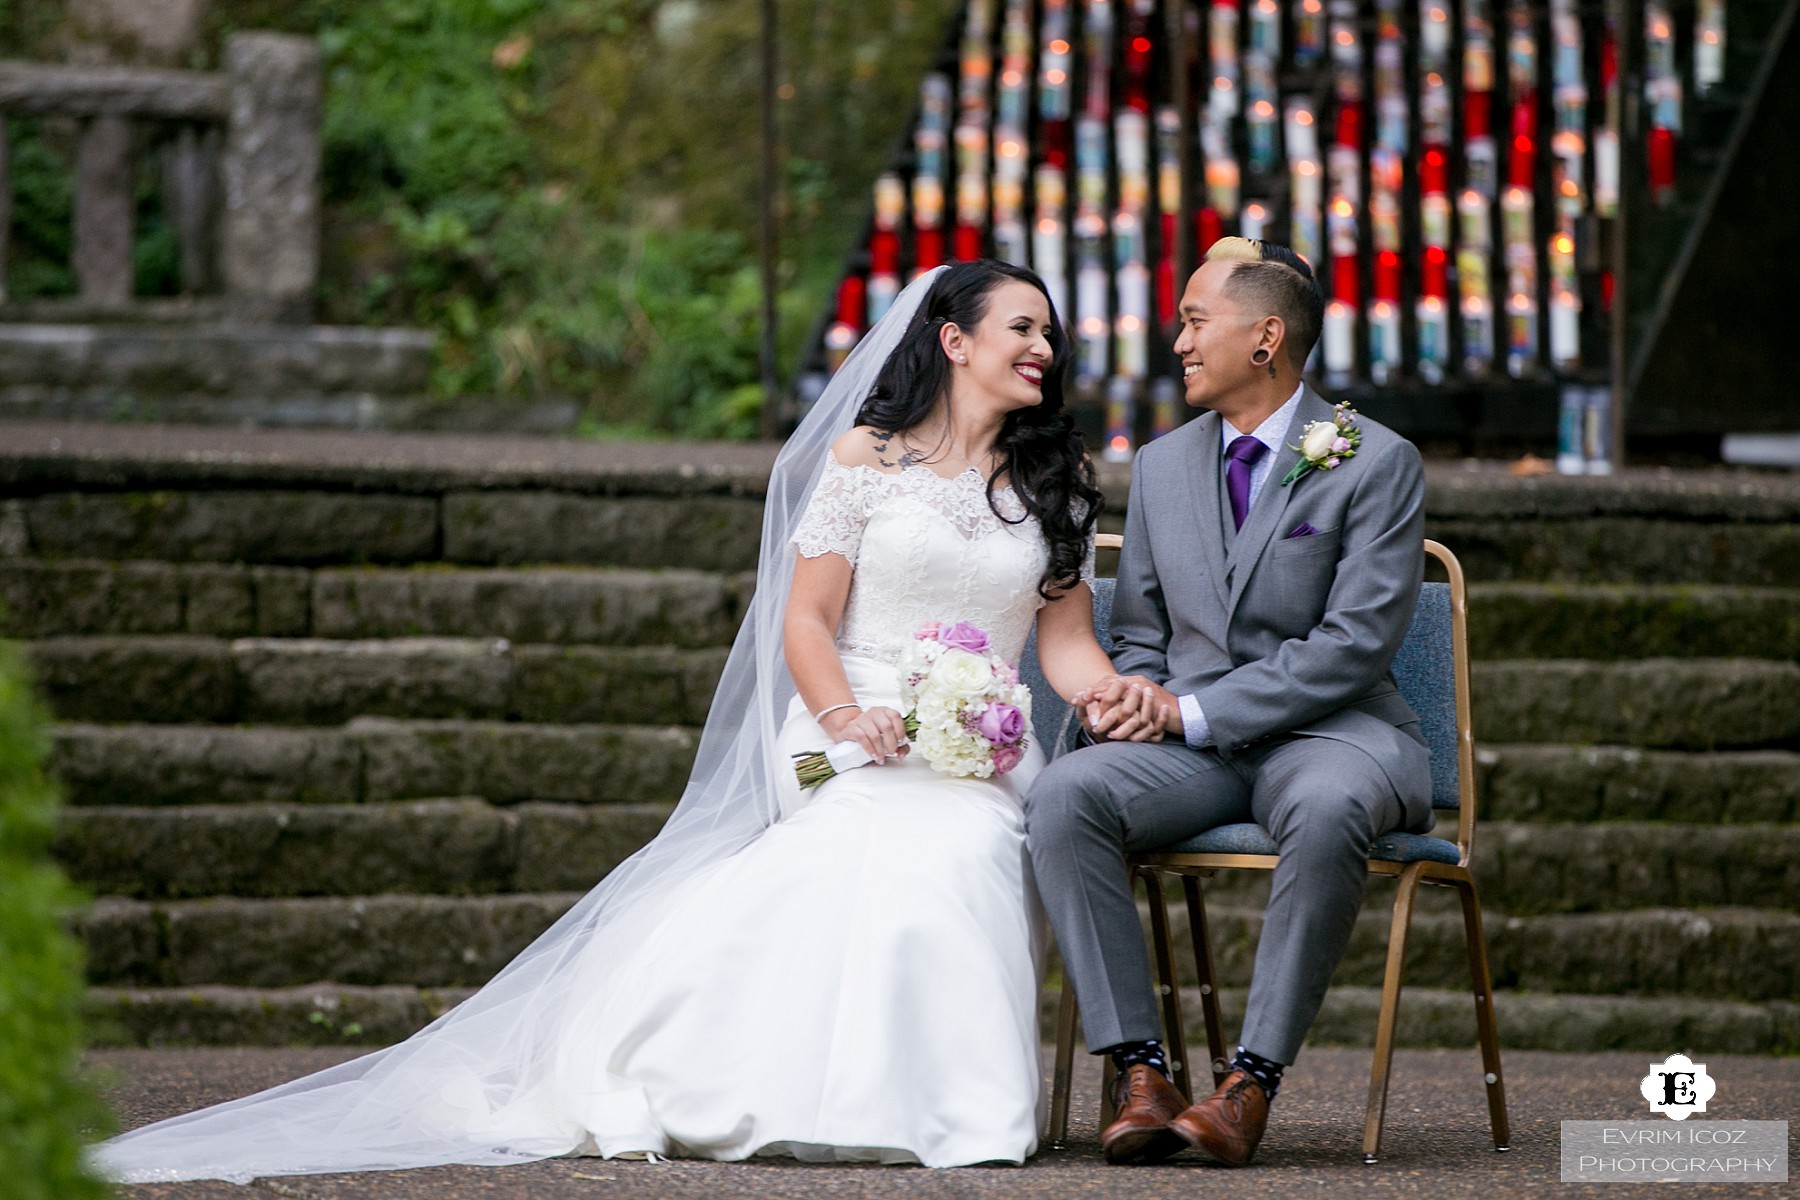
[0,61,229,120]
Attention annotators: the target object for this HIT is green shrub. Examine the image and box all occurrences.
[3,0,957,435]
[0,644,113,1200]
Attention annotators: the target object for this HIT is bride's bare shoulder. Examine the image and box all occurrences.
[831,426,905,473]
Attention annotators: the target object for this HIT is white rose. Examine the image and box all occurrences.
[931,648,996,697]
[1300,421,1337,460]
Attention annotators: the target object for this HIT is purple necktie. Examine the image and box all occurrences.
[1226,436,1269,531]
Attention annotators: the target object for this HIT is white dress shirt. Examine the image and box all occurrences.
[1176,385,1305,748]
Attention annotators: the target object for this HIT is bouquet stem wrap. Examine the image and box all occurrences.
[793,621,1031,790]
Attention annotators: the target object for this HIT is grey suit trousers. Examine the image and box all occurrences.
[1027,731,1407,1066]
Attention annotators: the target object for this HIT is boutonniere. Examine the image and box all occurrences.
[1281,402,1362,486]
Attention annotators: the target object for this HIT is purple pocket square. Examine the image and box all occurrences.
[1285,522,1320,539]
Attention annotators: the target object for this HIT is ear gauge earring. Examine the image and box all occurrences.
[1251,348,1276,378]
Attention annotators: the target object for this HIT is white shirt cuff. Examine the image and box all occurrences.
[1178,693,1212,749]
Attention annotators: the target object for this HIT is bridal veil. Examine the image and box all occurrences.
[91,266,950,1184]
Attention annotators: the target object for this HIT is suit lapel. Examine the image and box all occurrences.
[1184,413,1231,610]
[1225,387,1334,618]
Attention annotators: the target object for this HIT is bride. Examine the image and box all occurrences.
[92,260,1161,1181]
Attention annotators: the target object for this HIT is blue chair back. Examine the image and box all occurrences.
[1019,577,1460,810]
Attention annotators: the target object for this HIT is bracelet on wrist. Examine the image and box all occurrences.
[813,702,862,724]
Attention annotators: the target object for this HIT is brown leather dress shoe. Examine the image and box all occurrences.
[1099,1064,1189,1164]
[1168,1068,1270,1167]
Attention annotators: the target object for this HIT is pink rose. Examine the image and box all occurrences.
[1331,436,1352,454]
[992,745,1024,776]
[916,621,943,640]
[939,620,992,654]
[976,702,1025,746]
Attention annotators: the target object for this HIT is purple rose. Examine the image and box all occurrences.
[992,745,1024,776]
[939,620,992,654]
[1331,436,1352,454]
[976,702,1025,746]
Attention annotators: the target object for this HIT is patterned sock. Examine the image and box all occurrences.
[1107,1039,1170,1080]
[1231,1045,1284,1102]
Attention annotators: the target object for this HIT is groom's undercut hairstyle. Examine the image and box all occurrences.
[1205,237,1325,369]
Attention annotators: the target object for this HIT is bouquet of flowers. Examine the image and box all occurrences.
[793,620,1033,789]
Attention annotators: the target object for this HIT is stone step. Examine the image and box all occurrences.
[1477,744,1800,824]
[1465,583,1800,660]
[77,891,1800,1002]
[1162,905,1800,1004]
[1471,658,1800,749]
[0,559,750,647]
[84,982,1800,1054]
[12,488,1799,582]
[1427,516,1800,585]
[36,642,1797,748]
[80,893,586,989]
[1172,986,1800,1058]
[12,488,764,571]
[1177,821,1800,916]
[53,800,671,899]
[27,637,731,726]
[50,720,701,807]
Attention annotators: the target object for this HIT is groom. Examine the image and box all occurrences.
[1026,238,1432,1166]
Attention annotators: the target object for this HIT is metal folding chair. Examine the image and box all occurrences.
[1028,536,1510,1163]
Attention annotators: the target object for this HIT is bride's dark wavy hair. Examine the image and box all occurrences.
[856,259,1102,597]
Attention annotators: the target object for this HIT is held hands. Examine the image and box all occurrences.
[1074,675,1183,743]
[820,705,911,764]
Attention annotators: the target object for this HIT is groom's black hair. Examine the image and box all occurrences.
[858,259,1101,598]
[1206,237,1325,369]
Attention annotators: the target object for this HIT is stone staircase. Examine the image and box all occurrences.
[2,423,1796,1053]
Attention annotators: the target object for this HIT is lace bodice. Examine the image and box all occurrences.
[791,452,1094,667]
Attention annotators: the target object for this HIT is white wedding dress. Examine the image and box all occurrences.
[93,450,1087,1179]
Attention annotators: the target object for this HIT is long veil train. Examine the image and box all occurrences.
[91,267,950,1184]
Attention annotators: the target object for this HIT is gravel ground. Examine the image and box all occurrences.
[88,1045,1795,1200]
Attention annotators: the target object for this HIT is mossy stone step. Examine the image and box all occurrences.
[1166,905,1800,1004]
[1428,517,1800,585]
[1466,583,1800,660]
[1177,820,1800,916]
[54,800,671,899]
[28,637,731,726]
[15,489,764,571]
[1472,658,1800,749]
[50,720,701,807]
[0,559,749,647]
[77,894,1800,1001]
[1478,744,1800,823]
[37,643,1797,748]
[83,983,1800,1054]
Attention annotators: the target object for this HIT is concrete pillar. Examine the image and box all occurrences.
[0,125,11,303]
[221,33,320,324]
[66,0,209,68]
[73,113,135,305]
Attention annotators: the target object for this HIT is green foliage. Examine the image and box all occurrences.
[6,0,957,434]
[0,643,114,1200]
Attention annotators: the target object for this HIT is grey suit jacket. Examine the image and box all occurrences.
[1110,386,1434,831]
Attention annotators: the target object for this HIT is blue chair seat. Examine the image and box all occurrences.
[1155,822,1461,866]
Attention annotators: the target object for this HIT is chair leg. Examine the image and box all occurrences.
[1181,873,1230,1087]
[1456,876,1512,1152]
[1362,866,1423,1165]
[1048,972,1079,1147]
[1141,868,1193,1101]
